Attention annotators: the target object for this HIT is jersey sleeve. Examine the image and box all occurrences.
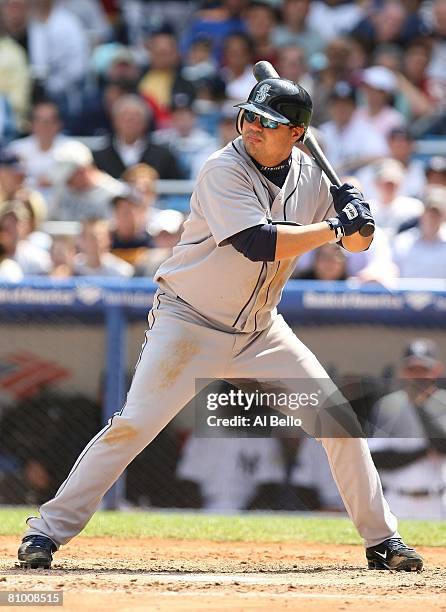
[195,164,269,246]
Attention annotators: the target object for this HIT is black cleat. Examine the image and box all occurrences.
[18,535,57,569]
[366,537,423,571]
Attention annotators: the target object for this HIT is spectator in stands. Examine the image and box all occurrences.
[110,186,153,267]
[425,156,446,188]
[138,24,195,130]
[0,200,51,275]
[0,96,17,148]
[356,128,426,201]
[27,0,90,124]
[49,235,76,278]
[245,1,278,66]
[295,243,347,281]
[368,159,424,237]
[221,32,257,101]
[152,92,219,179]
[0,0,28,50]
[93,94,184,180]
[426,0,446,108]
[0,19,30,130]
[50,140,124,221]
[307,0,365,44]
[318,81,388,174]
[181,36,218,85]
[392,186,446,278]
[396,39,437,120]
[311,37,362,126]
[272,0,324,61]
[0,224,23,280]
[74,218,134,277]
[368,339,446,519]
[350,0,426,55]
[356,66,406,138]
[180,0,247,65]
[177,435,285,511]
[277,45,315,98]
[136,209,185,276]
[7,101,70,203]
[217,102,239,146]
[121,163,161,217]
[0,150,25,201]
[59,0,111,47]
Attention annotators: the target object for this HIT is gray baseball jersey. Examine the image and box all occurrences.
[156,136,336,332]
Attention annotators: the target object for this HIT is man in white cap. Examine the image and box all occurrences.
[49,140,124,222]
[356,66,406,137]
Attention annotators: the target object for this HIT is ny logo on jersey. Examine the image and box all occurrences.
[254,84,272,103]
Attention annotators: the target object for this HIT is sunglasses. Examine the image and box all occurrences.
[244,110,281,129]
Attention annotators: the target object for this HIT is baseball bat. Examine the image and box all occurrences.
[252,61,375,238]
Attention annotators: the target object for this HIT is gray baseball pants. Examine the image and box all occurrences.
[25,290,398,548]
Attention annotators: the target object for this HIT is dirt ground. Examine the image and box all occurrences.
[1,536,446,611]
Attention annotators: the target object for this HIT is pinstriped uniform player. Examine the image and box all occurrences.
[18,78,423,572]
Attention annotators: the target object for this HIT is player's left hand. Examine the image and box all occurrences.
[330,183,371,213]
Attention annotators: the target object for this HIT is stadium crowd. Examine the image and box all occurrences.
[0,0,446,282]
[0,0,446,519]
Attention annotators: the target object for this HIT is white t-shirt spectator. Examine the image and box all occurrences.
[370,196,424,237]
[13,240,52,275]
[392,226,446,278]
[8,133,70,199]
[319,116,388,173]
[73,252,134,277]
[50,174,123,222]
[28,5,89,95]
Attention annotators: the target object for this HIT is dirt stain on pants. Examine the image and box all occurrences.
[157,338,200,391]
[103,423,138,445]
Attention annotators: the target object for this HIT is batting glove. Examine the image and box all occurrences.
[327,200,374,238]
[330,183,371,212]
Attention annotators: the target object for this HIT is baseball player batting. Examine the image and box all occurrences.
[18,74,423,572]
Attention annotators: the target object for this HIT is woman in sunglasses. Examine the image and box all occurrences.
[19,77,422,574]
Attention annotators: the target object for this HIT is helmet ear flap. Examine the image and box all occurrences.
[236,109,244,135]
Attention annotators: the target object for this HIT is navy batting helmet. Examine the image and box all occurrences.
[235,78,313,139]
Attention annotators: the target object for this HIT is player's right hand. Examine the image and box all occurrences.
[331,200,374,237]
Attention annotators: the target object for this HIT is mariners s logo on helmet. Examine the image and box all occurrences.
[254,83,272,103]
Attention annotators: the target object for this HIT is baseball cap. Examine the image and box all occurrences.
[329,81,356,102]
[112,184,145,207]
[374,158,405,184]
[50,140,94,185]
[423,185,446,214]
[388,127,413,140]
[402,338,439,369]
[361,66,397,93]
[171,92,195,112]
[0,200,31,223]
[0,149,24,171]
[425,156,446,175]
[148,210,184,235]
